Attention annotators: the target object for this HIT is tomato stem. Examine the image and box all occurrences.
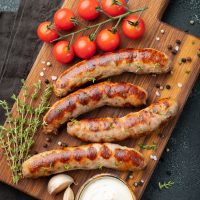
[112,0,130,11]
[112,16,122,33]
[51,6,148,43]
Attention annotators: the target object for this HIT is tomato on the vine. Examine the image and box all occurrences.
[54,8,75,30]
[74,36,96,59]
[97,29,120,52]
[122,15,145,40]
[37,21,58,43]
[101,0,126,17]
[53,41,74,64]
[78,0,100,20]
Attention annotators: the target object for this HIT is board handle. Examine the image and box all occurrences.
[129,0,170,21]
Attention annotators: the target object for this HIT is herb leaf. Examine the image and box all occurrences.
[139,143,157,150]
[0,81,52,184]
[159,181,174,190]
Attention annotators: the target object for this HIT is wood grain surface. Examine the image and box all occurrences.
[0,0,200,199]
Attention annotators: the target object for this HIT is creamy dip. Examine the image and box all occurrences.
[79,176,134,200]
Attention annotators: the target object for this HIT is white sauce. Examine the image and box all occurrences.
[79,176,134,200]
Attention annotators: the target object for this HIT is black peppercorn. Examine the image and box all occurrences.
[172,49,177,55]
[43,143,48,148]
[176,39,181,45]
[166,84,171,90]
[45,79,50,84]
[181,58,186,63]
[167,44,173,50]
[155,83,160,88]
[186,57,192,62]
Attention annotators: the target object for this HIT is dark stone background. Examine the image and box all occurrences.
[0,0,199,199]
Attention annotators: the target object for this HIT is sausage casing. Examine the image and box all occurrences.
[22,143,146,178]
[43,82,148,134]
[54,48,171,97]
[67,98,178,142]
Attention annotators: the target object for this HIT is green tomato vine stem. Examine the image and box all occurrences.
[51,6,148,43]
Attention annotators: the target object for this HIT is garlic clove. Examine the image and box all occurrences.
[63,187,74,200]
[48,174,74,195]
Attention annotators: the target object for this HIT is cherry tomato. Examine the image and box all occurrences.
[97,29,120,52]
[78,0,100,20]
[101,0,126,17]
[37,21,58,43]
[54,8,75,30]
[122,15,145,40]
[74,36,96,59]
[53,41,74,64]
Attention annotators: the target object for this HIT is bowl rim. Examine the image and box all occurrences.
[75,173,136,200]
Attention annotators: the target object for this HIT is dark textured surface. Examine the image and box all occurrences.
[0,0,199,199]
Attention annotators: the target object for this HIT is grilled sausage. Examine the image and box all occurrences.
[67,98,178,142]
[43,82,148,134]
[22,143,147,178]
[54,48,171,97]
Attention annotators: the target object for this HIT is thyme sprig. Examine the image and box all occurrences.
[0,80,52,184]
[159,181,174,190]
[139,143,157,150]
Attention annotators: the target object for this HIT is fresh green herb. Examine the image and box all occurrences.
[185,70,191,74]
[192,41,196,45]
[155,63,161,68]
[139,143,157,150]
[64,164,71,170]
[0,80,52,184]
[70,118,80,125]
[88,77,96,83]
[97,163,104,170]
[136,65,144,72]
[158,181,174,190]
[197,51,200,58]
[109,123,114,129]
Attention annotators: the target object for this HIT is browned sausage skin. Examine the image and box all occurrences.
[54,48,171,97]
[43,82,148,134]
[22,143,146,178]
[67,98,178,142]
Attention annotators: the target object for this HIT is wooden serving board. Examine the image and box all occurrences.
[0,0,200,199]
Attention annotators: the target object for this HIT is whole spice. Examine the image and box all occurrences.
[166,84,171,90]
[186,57,192,62]
[0,80,52,183]
[181,58,186,63]
[45,79,50,84]
[176,39,181,45]
[155,83,160,88]
[171,49,177,55]
[158,181,174,190]
[167,45,173,51]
